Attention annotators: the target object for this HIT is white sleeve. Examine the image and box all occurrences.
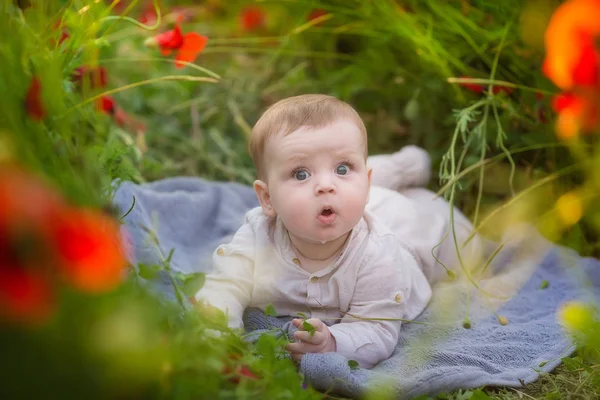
[194,217,256,330]
[329,240,432,368]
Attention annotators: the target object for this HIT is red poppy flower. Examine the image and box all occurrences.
[0,166,64,324]
[97,96,116,115]
[51,30,70,47]
[73,66,108,89]
[240,6,266,32]
[0,267,54,325]
[95,97,146,134]
[543,0,600,90]
[51,208,127,294]
[139,1,159,25]
[551,92,600,138]
[459,79,485,93]
[458,76,514,95]
[223,362,260,384]
[50,18,70,47]
[25,77,45,121]
[238,365,259,380]
[0,165,65,236]
[146,19,208,68]
[307,8,328,24]
[114,108,147,134]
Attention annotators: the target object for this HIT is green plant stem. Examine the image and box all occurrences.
[462,164,582,247]
[63,75,219,115]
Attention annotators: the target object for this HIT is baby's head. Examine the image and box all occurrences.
[250,94,372,246]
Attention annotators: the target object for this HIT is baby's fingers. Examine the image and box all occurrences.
[294,330,324,345]
[305,318,323,330]
[286,341,323,354]
[290,352,304,363]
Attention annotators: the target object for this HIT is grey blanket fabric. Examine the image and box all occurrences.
[112,177,600,399]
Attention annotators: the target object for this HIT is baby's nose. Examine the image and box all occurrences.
[315,178,336,195]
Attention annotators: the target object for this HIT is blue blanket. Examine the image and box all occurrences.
[112,177,600,399]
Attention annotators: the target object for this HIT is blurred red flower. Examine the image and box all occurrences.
[52,208,127,294]
[25,77,45,121]
[97,96,116,115]
[50,19,70,47]
[139,1,159,25]
[543,0,600,137]
[0,166,63,324]
[73,66,108,89]
[240,6,266,32]
[146,18,208,68]
[0,165,128,324]
[96,96,146,134]
[0,268,54,325]
[551,92,600,138]
[542,0,600,90]
[458,76,514,95]
[222,355,260,384]
[307,8,328,24]
[0,165,64,236]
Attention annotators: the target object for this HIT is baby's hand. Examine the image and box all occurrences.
[285,318,336,363]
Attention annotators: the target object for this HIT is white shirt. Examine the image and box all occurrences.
[195,199,433,368]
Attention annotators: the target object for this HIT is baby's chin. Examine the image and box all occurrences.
[296,230,352,246]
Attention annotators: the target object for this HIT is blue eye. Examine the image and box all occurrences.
[336,164,349,175]
[294,170,309,180]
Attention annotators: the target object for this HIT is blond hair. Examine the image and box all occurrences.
[249,94,368,179]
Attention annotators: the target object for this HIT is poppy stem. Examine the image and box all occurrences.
[62,75,219,116]
[100,0,162,32]
[447,77,554,96]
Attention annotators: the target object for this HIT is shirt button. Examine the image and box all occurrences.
[216,247,225,256]
[394,293,403,303]
[292,258,301,265]
[310,276,319,283]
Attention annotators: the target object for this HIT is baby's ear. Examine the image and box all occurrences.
[366,167,373,204]
[253,180,276,217]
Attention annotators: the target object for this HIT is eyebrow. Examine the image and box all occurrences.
[284,154,308,164]
[283,149,361,163]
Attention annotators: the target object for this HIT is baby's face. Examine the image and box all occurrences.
[258,118,371,245]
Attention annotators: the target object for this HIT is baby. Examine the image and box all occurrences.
[195,94,482,368]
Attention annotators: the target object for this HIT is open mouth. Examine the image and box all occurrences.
[317,207,336,224]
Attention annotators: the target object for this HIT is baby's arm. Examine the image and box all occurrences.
[194,218,256,330]
[328,239,432,368]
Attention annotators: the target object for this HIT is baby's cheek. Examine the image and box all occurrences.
[285,205,310,231]
[346,189,368,212]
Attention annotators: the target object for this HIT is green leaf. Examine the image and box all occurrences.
[264,304,277,316]
[455,390,473,400]
[469,389,491,400]
[302,321,316,337]
[296,312,307,319]
[403,98,420,121]
[403,89,421,121]
[165,248,176,263]
[348,360,360,370]
[544,390,561,400]
[181,273,206,297]
[540,280,549,289]
[255,333,279,357]
[137,263,161,280]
